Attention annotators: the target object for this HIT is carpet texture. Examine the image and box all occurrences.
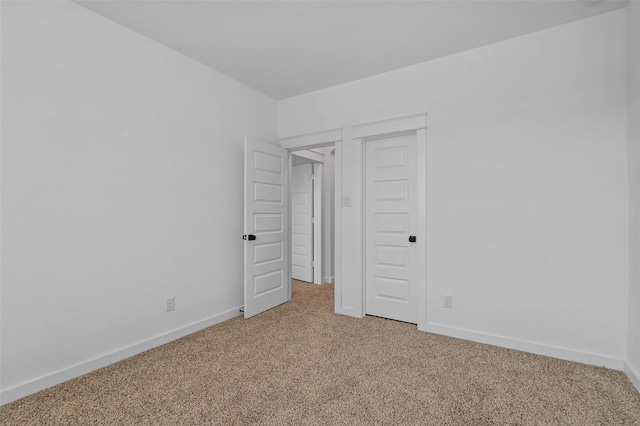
[1,281,639,425]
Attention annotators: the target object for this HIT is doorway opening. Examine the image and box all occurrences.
[290,146,335,289]
[243,130,342,318]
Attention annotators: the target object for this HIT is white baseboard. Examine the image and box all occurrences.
[335,305,364,319]
[624,361,640,394]
[1,306,242,406]
[425,323,624,370]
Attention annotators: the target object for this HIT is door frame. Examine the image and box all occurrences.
[352,114,428,330]
[279,129,343,302]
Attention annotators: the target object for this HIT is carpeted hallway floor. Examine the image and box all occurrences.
[1,280,640,425]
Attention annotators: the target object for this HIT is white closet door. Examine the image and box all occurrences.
[365,133,418,324]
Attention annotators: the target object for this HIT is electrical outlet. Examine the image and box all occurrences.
[443,295,453,309]
[167,297,175,312]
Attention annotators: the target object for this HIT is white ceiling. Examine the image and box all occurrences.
[76,0,628,100]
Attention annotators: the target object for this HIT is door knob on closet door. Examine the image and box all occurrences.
[409,236,416,243]
[242,234,256,241]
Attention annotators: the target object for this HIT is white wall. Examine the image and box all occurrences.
[627,0,640,390]
[279,10,628,367]
[1,1,276,404]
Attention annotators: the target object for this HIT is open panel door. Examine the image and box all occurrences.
[291,163,314,282]
[244,138,289,318]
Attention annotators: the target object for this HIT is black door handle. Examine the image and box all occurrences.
[409,236,416,243]
[242,234,256,241]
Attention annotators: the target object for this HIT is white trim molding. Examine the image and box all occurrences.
[0,307,242,406]
[335,305,365,319]
[426,323,624,370]
[353,113,428,139]
[625,361,640,394]
[292,149,324,163]
[349,113,428,326]
[333,133,343,316]
[415,127,427,331]
[278,128,342,150]
[278,127,343,320]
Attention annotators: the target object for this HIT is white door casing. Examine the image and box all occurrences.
[277,128,343,314]
[278,115,426,327]
[244,138,289,318]
[365,133,419,324]
[291,163,314,282]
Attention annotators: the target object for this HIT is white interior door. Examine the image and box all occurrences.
[291,163,314,282]
[244,138,289,318]
[365,133,418,324]
[313,163,323,285]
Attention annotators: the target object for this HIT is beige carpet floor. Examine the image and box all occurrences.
[2,280,640,425]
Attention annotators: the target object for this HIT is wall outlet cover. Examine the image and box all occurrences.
[443,295,453,309]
